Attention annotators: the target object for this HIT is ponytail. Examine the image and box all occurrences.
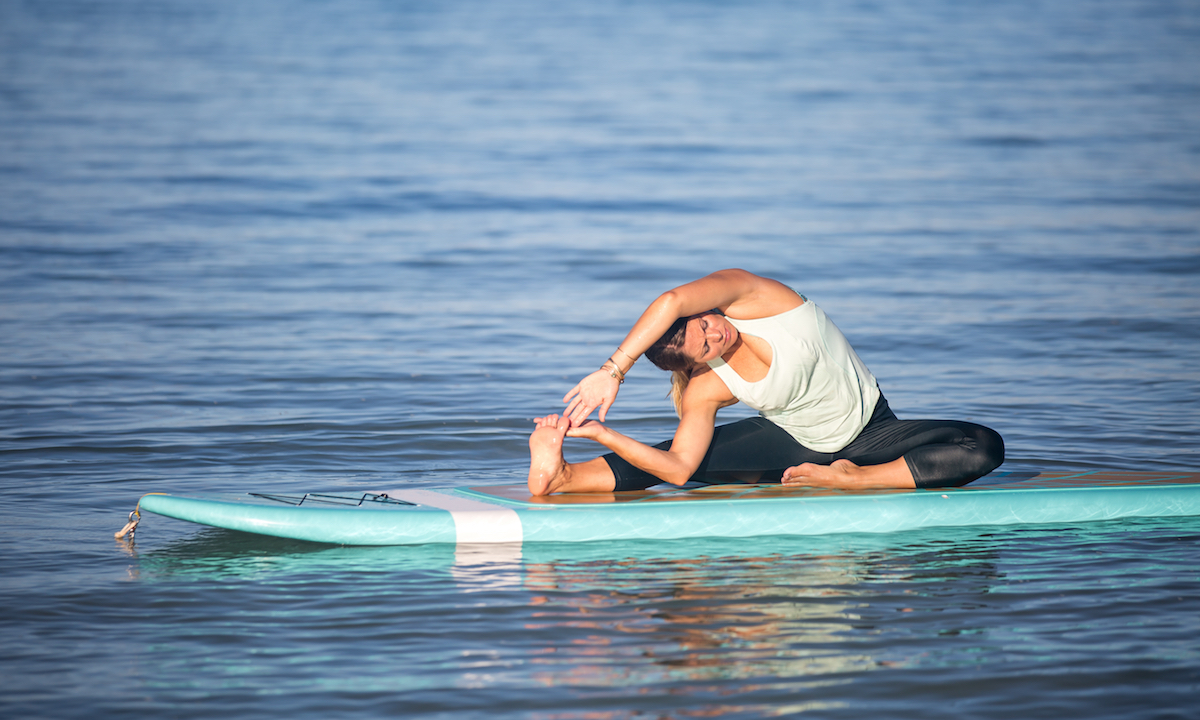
[645,316,697,417]
[668,369,691,417]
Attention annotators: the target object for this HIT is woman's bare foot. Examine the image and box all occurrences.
[781,458,915,489]
[781,459,860,487]
[527,414,572,496]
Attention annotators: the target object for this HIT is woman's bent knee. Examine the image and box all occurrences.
[973,424,1005,477]
[910,423,1005,488]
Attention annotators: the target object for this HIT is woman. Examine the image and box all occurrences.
[527,269,1003,496]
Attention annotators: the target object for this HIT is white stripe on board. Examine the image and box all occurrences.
[385,489,523,544]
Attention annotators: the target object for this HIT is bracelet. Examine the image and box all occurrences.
[615,346,637,365]
[601,361,625,384]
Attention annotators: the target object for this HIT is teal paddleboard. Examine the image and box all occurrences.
[132,471,1200,547]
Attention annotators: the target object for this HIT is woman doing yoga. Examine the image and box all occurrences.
[527,269,1003,496]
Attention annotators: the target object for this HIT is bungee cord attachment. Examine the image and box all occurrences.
[115,507,140,541]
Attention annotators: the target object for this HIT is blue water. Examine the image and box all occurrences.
[2,0,1198,717]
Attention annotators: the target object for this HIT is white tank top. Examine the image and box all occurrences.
[706,299,880,453]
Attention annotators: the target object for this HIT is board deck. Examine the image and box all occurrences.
[135,470,1200,547]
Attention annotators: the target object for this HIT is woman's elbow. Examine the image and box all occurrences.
[659,462,699,486]
[654,290,683,317]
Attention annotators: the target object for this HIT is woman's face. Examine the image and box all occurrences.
[680,313,738,365]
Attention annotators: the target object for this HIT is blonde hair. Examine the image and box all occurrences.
[644,316,695,417]
[669,369,691,417]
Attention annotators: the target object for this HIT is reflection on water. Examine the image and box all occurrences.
[98,517,1200,717]
[522,554,878,703]
[132,527,460,579]
[516,535,1009,703]
[453,542,524,592]
[132,529,1001,697]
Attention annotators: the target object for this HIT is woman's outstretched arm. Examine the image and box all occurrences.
[563,269,798,424]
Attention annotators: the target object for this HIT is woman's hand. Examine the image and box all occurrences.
[563,369,620,424]
[565,419,610,442]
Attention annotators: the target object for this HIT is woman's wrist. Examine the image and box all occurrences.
[600,360,625,384]
[604,346,636,379]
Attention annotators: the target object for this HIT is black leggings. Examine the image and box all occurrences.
[603,395,1004,491]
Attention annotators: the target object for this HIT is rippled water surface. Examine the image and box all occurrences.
[2,0,1198,717]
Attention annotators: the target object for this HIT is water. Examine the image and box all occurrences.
[1,0,1198,717]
